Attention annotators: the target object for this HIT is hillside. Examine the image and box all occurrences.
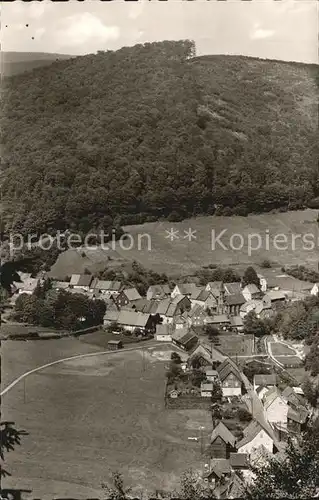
[1,51,74,77]
[1,40,318,236]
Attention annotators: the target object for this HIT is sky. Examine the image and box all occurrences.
[2,0,318,64]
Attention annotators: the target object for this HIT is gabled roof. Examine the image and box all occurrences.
[186,303,206,318]
[205,368,218,376]
[230,316,244,327]
[243,284,260,294]
[188,342,226,364]
[287,406,308,424]
[70,274,81,286]
[206,314,230,324]
[206,281,224,296]
[211,422,236,447]
[96,280,122,291]
[117,310,151,328]
[174,283,198,295]
[209,458,231,479]
[172,328,198,347]
[229,453,249,468]
[217,358,242,382]
[131,298,159,314]
[254,374,277,387]
[262,387,286,410]
[122,288,142,301]
[224,282,242,295]
[237,420,272,449]
[266,290,287,302]
[53,281,69,290]
[225,293,246,306]
[156,323,173,336]
[201,383,214,391]
[195,288,217,303]
[76,274,93,287]
[147,284,170,298]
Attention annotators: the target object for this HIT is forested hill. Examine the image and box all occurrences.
[1,40,318,236]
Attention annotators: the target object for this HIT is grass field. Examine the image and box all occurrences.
[275,356,304,367]
[270,343,296,356]
[2,343,212,499]
[215,335,254,357]
[49,209,319,277]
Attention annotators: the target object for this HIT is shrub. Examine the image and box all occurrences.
[237,407,252,422]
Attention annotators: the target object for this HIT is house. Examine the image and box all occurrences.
[205,367,219,382]
[190,288,218,311]
[217,359,243,396]
[187,342,226,368]
[108,340,123,350]
[262,387,289,427]
[229,452,249,470]
[146,284,171,301]
[287,406,308,434]
[253,374,277,400]
[282,386,307,409]
[169,389,179,398]
[223,473,246,499]
[173,314,188,329]
[310,283,319,296]
[205,314,230,330]
[257,274,267,292]
[115,288,142,308]
[210,422,237,459]
[171,283,199,299]
[156,295,191,324]
[237,420,277,456]
[204,458,232,484]
[201,382,214,397]
[224,294,246,316]
[15,277,40,295]
[242,284,263,302]
[94,280,122,297]
[130,299,160,315]
[265,290,287,306]
[230,316,244,333]
[184,304,209,327]
[205,281,224,297]
[103,310,153,333]
[171,327,198,351]
[72,274,93,291]
[155,323,172,342]
[224,282,242,296]
[70,274,81,287]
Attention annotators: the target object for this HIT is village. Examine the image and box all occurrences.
[4,264,318,497]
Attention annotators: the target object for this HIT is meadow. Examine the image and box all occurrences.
[50,210,319,278]
[2,342,212,499]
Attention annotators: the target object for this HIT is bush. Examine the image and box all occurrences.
[237,407,252,422]
[261,259,271,268]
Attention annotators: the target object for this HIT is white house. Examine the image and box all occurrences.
[217,359,243,397]
[262,388,289,428]
[237,420,276,456]
[15,277,40,295]
[311,283,319,296]
[257,274,267,293]
[201,382,214,397]
[171,283,199,299]
[155,323,172,342]
[253,374,277,400]
[242,284,262,302]
[205,368,219,382]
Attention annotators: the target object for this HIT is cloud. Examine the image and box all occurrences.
[250,22,274,40]
[56,12,120,48]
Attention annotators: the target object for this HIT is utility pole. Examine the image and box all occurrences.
[23,378,26,404]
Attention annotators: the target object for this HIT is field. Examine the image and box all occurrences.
[270,343,296,356]
[216,335,254,357]
[2,341,212,499]
[275,355,304,367]
[49,210,319,277]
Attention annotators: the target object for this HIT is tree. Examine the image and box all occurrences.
[243,311,269,337]
[101,471,134,500]
[245,420,319,499]
[1,421,28,478]
[173,468,216,499]
[0,257,37,295]
[302,378,319,408]
[211,380,222,403]
[242,266,260,289]
[191,369,206,388]
[171,352,182,364]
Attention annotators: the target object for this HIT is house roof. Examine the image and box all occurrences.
[195,288,216,303]
[76,275,93,287]
[172,328,198,347]
[96,280,122,291]
[131,298,159,315]
[156,295,189,317]
[282,386,306,407]
[229,453,249,468]
[206,281,224,296]
[217,359,242,382]
[205,368,218,376]
[147,284,170,297]
[108,340,122,345]
[243,284,260,294]
[186,303,206,318]
[287,406,308,424]
[225,293,246,306]
[262,387,285,410]
[17,278,39,292]
[104,310,120,323]
[209,459,231,479]
[207,314,230,324]
[237,420,271,449]
[174,283,198,295]
[188,342,226,364]
[156,323,173,336]
[224,282,242,295]
[70,274,81,285]
[53,281,69,290]
[201,383,214,391]
[211,422,236,447]
[117,310,150,327]
[230,316,244,327]
[266,290,287,302]
[122,288,142,301]
[254,374,277,387]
